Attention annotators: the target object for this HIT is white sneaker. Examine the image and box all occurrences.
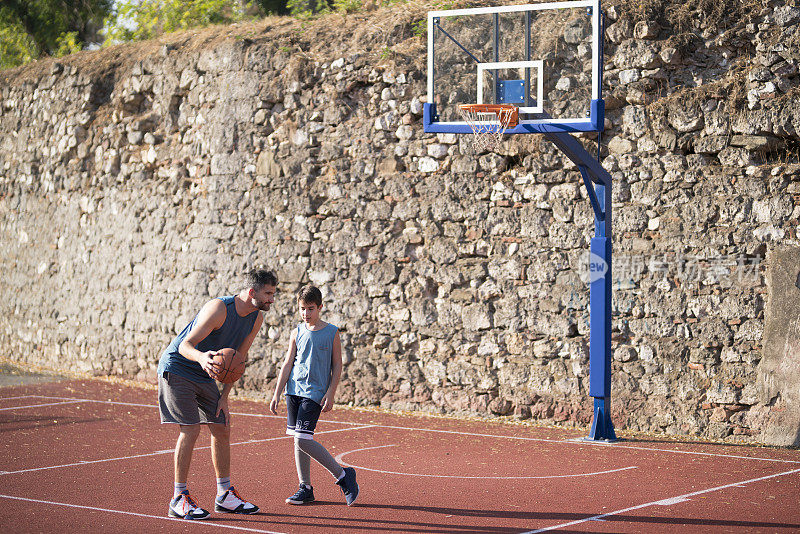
[215,485,259,514]
[169,490,210,520]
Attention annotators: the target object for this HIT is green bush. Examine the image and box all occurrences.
[0,18,36,69]
[104,0,254,44]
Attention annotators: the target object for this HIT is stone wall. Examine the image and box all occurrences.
[1,1,799,445]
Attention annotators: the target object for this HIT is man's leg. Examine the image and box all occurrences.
[208,423,231,479]
[168,423,210,519]
[159,372,211,519]
[175,424,201,483]
[209,421,258,514]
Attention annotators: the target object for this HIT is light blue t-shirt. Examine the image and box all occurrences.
[285,322,338,404]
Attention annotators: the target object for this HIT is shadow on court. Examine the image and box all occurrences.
[0,362,66,387]
[205,506,800,534]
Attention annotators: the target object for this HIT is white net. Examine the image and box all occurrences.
[458,105,517,152]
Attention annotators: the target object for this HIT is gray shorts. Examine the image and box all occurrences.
[158,371,226,425]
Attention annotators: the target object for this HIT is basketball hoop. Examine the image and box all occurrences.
[458,104,519,152]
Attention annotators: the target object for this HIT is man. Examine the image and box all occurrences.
[157,268,277,519]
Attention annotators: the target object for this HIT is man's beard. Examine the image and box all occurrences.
[255,297,271,311]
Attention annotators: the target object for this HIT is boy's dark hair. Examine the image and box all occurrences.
[297,284,323,306]
[246,268,278,290]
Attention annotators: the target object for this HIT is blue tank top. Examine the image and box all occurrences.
[157,296,259,383]
[285,323,338,404]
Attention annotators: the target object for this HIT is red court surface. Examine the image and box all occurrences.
[1,378,799,533]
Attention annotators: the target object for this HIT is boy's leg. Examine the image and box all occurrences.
[290,398,359,506]
[285,395,315,504]
[286,395,314,484]
[295,439,312,486]
[293,397,345,480]
[295,439,345,479]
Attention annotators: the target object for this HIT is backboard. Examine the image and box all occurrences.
[424,0,605,135]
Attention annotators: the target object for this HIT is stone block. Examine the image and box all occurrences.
[668,101,704,132]
[614,39,661,69]
[613,344,636,362]
[757,246,800,446]
[730,135,783,151]
[607,135,635,155]
[417,157,439,173]
[718,147,754,167]
[634,21,661,39]
[694,135,729,154]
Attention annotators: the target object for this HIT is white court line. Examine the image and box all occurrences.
[21,395,371,424]
[13,395,184,411]
[0,493,287,533]
[0,395,44,401]
[521,467,800,533]
[12,395,800,464]
[374,423,800,465]
[1,425,376,475]
[336,445,639,479]
[570,438,800,465]
[0,400,83,412]
[21,395,344,422]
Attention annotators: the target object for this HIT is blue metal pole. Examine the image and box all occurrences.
[587,182,616,441]
[542,131,616,441]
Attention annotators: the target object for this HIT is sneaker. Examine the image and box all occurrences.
[285,484,315,505]
[335,467,359,506]
[215,485,259,514]
[169,490,210,520]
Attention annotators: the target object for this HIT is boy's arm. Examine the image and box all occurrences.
[270,329,297,414]
[320,331,342,413]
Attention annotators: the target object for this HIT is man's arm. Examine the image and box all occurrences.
[321,331,342,413]
[214,313,265,422]
[235,313,264,362]
[270,330,297,414]
[178,299,227,377]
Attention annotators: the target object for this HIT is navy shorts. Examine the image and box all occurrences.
[285,394,322,440]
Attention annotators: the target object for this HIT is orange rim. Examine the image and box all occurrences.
[458,104,519,128]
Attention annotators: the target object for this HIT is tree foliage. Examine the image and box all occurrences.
[104,0,261,44]
[0,0,112,68]
[254,0,290,16]
[0,13,36,69]
[286,0,364,18]
[0,0,376,69]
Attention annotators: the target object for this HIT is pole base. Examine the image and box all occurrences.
[586,401,617,442]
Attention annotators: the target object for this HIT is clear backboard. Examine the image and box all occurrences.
[424,0,605,134]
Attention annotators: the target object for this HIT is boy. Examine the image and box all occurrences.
[158,268,277,519]
[269,285,359,506]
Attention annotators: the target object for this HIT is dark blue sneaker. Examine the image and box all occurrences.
[336,467,359,506]
[286,484,315,505]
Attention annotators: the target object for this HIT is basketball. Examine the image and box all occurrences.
[209,348,246,384]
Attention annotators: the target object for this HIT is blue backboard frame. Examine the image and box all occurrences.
[424,0,605,135]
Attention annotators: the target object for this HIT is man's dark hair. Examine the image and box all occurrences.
[297,284,323,306]
[246,269,278,290]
